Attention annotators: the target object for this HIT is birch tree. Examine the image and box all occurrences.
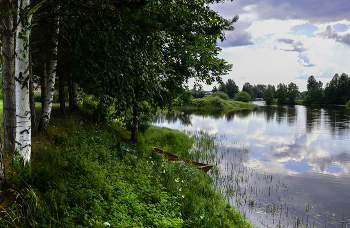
[1,0,16,151]
[15,0,47,162]
[38,18,59,134]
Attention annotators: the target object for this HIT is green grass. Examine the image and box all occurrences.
[176,97,257,114]
[0,103,253,228]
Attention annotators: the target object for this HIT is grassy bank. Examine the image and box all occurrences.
[176,98,257,114]
[0,104,253,228]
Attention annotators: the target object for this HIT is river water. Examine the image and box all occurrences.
[151,102,350,227]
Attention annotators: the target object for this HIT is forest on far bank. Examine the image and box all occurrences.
[189,74,350,106]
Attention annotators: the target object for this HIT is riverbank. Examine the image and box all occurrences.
[0,104,253,228]
[176,98,258,114]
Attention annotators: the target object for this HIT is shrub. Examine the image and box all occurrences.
[211,91,229,100]
[346,100,350,109]
[210,96,224,108]
[234,92,251,102]
[191,98,209,107]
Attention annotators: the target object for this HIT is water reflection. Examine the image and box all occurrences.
[151,112,193,126]
[152,105,350,227]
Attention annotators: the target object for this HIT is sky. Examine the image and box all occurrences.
[193,0,350,92]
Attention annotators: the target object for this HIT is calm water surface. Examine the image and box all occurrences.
[152,102,350,227]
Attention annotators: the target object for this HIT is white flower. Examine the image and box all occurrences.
[175,178,179,182]
[103,222,110,226]
[163,169,166,173]
[182,195,185,198]
[179,188,182,192]
[200,215,204,219]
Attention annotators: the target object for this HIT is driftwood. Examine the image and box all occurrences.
[153,147,213,173]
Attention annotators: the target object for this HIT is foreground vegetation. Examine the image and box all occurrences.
[0,104,252,228]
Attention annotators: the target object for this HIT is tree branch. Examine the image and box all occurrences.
[28,0,48,15]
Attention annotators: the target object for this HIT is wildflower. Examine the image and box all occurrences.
[200,215,204,219]
[103,222,110,226]
[182,195,185,198]
[163,169,166,173]
[175,178,179,182]
[179,188,182,192]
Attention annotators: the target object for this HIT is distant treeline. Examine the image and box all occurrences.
[304,74,350,105]
[210,80,303,105]
[197,73,350,106]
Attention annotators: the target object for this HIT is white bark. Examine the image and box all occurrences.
[39,20,59,134]
[15,0,32,163]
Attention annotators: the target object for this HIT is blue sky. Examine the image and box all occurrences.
[193,0,350,92]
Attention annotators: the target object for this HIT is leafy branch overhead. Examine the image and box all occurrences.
[53,0,236,114]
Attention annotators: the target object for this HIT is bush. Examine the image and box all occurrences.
[234,92,251,103]
[346,100,350,109]
[191,98,209,107]
[210,96,224,108]
[211,91,229,100]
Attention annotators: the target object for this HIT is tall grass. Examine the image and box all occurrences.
[0,106,253,228]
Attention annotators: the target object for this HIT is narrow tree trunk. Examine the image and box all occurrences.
[15,0,32,163]
[1,0,16,151]
[131,86,140,143]
[41,52,47,112]
[59,74,66,115]
[72,82,78,110]
[38,19,59,134]
[69,81,78,111]
[29,52,38,135]
[0,134,5,187]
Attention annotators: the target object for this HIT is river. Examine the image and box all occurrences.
[151,102,350,227]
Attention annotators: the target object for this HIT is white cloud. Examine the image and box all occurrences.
[246,20,305,38]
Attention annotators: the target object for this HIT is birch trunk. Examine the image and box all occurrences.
[1,0,16,151]
[15,0,32,163]
[38,20,59,134]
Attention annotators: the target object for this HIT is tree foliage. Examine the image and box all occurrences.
[242,83,254,101]
[307,76,316,91]
[52,0,237,142]
[263,85,274,105]
[275,83,287,105]
[287,82,299,105]
[254,84,266,98]
[225,79,239,99]
[303,81,324,105]
[324,73,350,105]
[234,92,251,103]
